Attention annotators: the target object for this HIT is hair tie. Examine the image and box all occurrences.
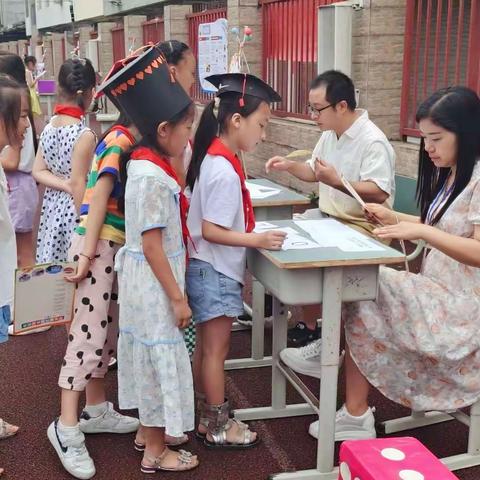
[76,89,84,95]
[213,96,220,118]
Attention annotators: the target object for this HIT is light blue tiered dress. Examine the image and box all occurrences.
[115,159,193,436]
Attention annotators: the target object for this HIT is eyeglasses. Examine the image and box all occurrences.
[308,103,334,116]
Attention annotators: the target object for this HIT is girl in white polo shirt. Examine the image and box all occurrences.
[185,73,286,449]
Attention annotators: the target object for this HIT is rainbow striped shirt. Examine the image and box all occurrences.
[76,128,134,244]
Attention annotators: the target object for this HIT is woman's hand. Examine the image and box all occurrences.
[172,297,192,329]
[64,255,91,283]
[373,221,429,241]
[363,203,397,226]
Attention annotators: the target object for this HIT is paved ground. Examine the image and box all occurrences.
[1,298,479,480]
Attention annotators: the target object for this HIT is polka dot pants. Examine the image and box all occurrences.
[58,234,120,391]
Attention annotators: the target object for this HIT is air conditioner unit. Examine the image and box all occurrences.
[317,1,363,77]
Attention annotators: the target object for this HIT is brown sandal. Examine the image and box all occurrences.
[140,448,199,473]
[0,419,18,440]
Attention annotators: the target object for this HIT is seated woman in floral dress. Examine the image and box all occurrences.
[310,86,480,440]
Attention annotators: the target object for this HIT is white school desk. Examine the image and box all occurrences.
[233,219,404,479]
[225,179,310,371]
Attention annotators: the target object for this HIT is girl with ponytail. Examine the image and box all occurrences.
[33,58,97,263]
[185,73,286,449]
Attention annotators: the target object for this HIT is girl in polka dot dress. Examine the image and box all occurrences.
[33,58,97,264]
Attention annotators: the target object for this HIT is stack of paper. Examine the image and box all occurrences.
[294,218,384,252]
[246,181,281,199]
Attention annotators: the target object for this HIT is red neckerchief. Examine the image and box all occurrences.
[206,137,255,233]
[111,125,136,144]
[53,104,84,119]
[130,146,193,253]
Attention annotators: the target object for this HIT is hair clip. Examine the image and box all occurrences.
[213,96,220,118]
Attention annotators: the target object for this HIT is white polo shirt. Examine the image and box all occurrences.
[187,153,246,284]
[306,109,395,234]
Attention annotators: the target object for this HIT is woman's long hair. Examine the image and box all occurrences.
[186,92,263,191]
[416,86,480,224]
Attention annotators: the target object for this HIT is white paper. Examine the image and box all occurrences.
[246,181,281,199]
[254,224,319,250]
[282,234,319,250]
[294,218,384,252]
[254,221,279,232]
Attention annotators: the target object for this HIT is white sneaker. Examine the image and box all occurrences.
[47,419,96,480]
[280,339,345,379]
[8,324,51,335]
[308,404,376,441]
[107,357,117,370]
[280,339,323,378]
[79,401,139,434]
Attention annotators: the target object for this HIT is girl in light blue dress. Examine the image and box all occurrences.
[99,46,199,473]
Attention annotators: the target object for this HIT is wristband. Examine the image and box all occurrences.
[79,253,94,262]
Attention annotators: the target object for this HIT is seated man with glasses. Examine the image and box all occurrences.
[265,70,396,380]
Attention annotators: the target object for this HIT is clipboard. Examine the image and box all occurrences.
[341,175,409,271]
[340,174,367,210]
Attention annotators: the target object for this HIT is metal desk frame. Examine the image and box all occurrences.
[232,219,405,479]
[225,178,310,371]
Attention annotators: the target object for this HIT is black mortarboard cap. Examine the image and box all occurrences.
[98,45,192,137]
[205,73,281,106]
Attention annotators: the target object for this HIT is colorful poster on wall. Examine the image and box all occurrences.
[198,18,228,92]
[13,262,77,334]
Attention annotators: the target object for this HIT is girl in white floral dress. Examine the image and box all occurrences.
[309,86,480,441]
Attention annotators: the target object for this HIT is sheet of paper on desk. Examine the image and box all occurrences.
[282,233,319,250]
[246,181,281,199]
[294,218,384,252]
[254,221,279,231]
[254,223,319,250]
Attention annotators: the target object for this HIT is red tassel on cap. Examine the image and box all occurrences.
[238,73,247,107]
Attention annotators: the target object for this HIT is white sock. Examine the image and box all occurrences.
[57,419,81,441]
[58,419,79,430]
[344,405,370,419]
[84,401,108,417]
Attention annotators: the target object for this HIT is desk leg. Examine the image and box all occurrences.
[272,296,287,409]
[316,267,343,474]
[251,278,266,360]
[225,279,273,370]
[233,295,312,421]
[47,96,52,118]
